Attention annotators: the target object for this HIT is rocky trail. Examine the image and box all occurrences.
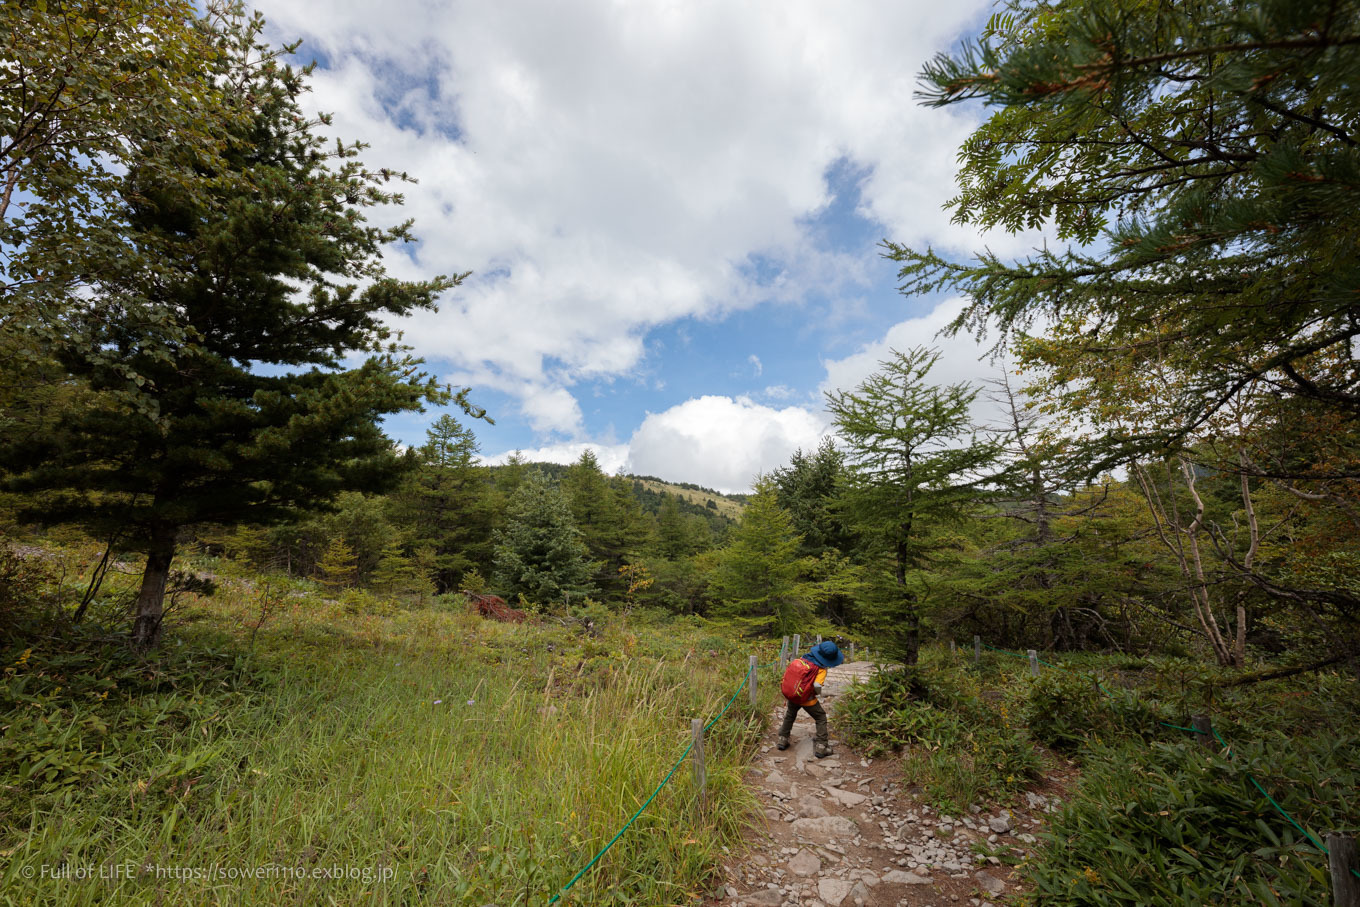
[708,661,1060,907]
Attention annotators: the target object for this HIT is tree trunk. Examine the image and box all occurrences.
[131,526,176,649]
[895,537,920,666]
[1233,449,1259,667]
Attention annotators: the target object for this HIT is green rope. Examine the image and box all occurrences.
[548,664,756,904]
[1246,775,1330,853]
[975,637,1360,884]
[705,671,750,732]
[1159,722,1200,733]
[1210,726,1357,880]
[547,739,695,904]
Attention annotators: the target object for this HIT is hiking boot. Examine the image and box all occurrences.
[814,742,834,758]
[776,735,790,751]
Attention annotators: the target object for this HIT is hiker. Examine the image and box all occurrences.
[776,640,843,758]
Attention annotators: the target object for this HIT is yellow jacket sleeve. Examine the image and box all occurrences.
[807,667,828,705]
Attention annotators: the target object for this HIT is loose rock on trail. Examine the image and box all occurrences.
[708,661,1058,907]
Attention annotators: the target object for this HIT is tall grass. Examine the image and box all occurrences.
[1,543,776,905]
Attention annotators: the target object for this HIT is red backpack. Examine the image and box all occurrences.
[781,657,820,702]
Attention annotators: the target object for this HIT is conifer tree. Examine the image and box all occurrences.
[370,543,424,598]
[827,347,1000,664]
[891,0,1360,466]
[562,451,646,593]
[708,478,814,637]
[393,415,494,591]
[492,472,595,605]
[0,9,471,648]
[772,437,854,559]
[655,497,691,560]
[317,538,358,592]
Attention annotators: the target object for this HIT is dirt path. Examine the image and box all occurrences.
[709,661,1058,907]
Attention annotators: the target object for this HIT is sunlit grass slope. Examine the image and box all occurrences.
[1,543,778,905]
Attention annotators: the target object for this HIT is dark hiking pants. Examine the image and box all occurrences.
[778,699,828,745]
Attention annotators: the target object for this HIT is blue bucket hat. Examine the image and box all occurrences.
[806,640,844,668]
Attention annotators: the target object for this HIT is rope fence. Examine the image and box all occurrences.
[545,636,1358,904]
[547,656,781,904]
[967,635,1360,891]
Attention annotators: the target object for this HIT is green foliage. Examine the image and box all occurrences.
[0,544,58,632]
[828,347,1001,663]
[1,0,227,308]
[628,477,737,541]
[492,472,595,605]
[837,667,1041,812]
[370,543,431,600]
[1027,731,1360,905]
[838,645,1359,903]
[771,437,855,560]
[0,6,470,647]
[458,567,488,594]
[563,452,650,595]
[1022,670,1164,753]
[896,0,1360,452]
[316,537,357,592]
[633,553,713,616]
[0,538,772,905]
[389,414,495,592]
[881,0,1360,668]
[0,623,257,816]
[708,478,839,637]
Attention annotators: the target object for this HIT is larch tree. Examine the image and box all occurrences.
[891,0,1360,468]
[827,347,1001,665]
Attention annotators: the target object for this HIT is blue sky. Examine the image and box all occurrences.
[262,0,1042,492]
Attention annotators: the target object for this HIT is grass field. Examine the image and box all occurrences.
[631,480,745,521]
[1,542,780,906]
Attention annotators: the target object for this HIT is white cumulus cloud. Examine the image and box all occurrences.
[258,0,1038,437]
[482,441,630,475]
[481,297,1028,492]
[820,296,1017,429]
[624,395,830,494]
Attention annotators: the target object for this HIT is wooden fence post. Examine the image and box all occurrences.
[792,634,801,659]
[1028,650,1040,677]
[1327,833,1359,907]
[1191,715,1216,750]
[974,635,981,665]
[780,636,789,663]
[691,718,707,807]
[816,635,822,646]
[950,639,956,655]
[849,641,856,662]
[749,655,758,709]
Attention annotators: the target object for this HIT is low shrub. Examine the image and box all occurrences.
[1022,670,1165,753]
[1026,729,1360,905]
[838,667,1042,810]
